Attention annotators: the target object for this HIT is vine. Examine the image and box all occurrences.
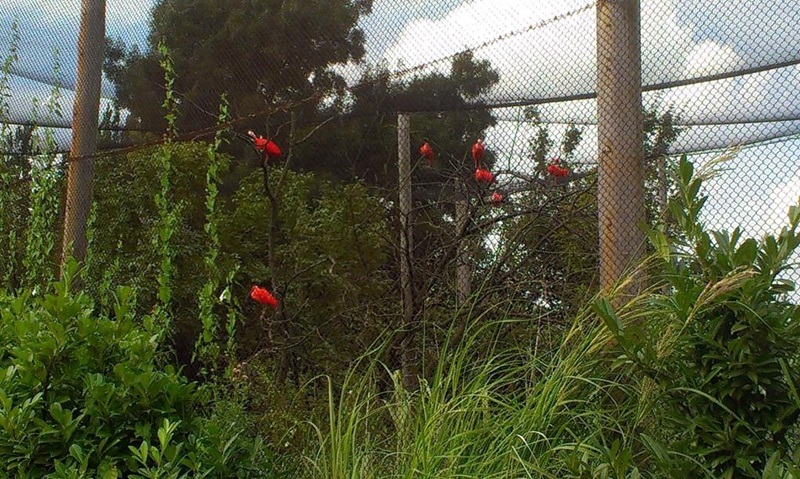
[194,94,230,367]
[152,40,181,337]
[0,18,20,289]
[23,49,63,290]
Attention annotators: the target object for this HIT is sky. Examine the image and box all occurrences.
[1,0,800,263]
[365,0,800,245]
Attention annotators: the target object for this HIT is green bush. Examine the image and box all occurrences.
[598,156,800,478]
[303,156,800,479]
[0,261,272,478]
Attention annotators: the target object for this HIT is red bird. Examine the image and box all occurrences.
[475,167,494,184]
[419,141,434,166]
[471,139,485,165]
[248,130,282,159]
[250,285,279,309]
[491,191,503,205]
[546,159,570,178]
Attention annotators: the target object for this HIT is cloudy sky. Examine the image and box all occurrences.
[2,0,800,243]
[369,0,800,244]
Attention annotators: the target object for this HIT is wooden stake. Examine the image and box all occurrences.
[397,113,417,390]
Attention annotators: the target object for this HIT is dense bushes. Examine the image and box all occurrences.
[308,156,800,479]
[0,260,272,478]
[597,158,800,477]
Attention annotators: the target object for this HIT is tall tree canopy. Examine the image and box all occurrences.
[292,51,500,189]
[106,0,373,131]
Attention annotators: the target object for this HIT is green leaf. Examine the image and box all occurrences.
[733,238,758,266]
[593,298,623,339]
[98,461,120,479]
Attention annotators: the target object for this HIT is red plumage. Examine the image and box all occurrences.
[471,139,485,165]
[250,285,279,309]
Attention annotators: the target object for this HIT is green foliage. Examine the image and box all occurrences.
[303,156,800,479]
[106,0,373,132]
[0,18,18,121]
[598,156,800,478]
[194,95,230,366]
[224,169,391,372]
[22,152,61,289]
[0,20,67,293]
[0,261,273,478]
[487,105,684,328]
[88,137,391,377]
[88,142,223,355]
[292,50,499,190]
[21,63,65,290]
[152,42,182,336]
[0,18,22,290]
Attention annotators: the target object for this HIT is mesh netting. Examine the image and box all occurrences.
[1,0,799,350]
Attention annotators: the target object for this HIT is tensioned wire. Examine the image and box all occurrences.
[2,1,799,158]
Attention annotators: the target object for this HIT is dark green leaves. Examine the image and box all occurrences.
[601,156,800,478]
[0,269,269,477]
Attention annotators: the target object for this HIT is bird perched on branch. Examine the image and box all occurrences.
[247,130,282,163]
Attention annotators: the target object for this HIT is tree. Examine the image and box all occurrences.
[475,105,684,348]
[316,52,501,381]
[292,51,499,191]
[88,141,392,380]
[222,169,391,383]
[105,0,373,133]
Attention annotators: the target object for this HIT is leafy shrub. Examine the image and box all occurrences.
[598,157,800,478]
[0,261,272,478]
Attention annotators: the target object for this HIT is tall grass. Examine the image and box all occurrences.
[306,292,656,479]
[303,155,800,479]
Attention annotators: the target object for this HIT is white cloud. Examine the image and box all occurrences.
[673,0,800,68]
[379,0,799,126]
[684,41,741,78]
[481,34,799,167]
[384,0,600,99]
[766,178,800,236]
[382,0,700,101]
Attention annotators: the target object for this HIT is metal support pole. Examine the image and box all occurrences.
[596,0,645,292]
[61,0,106,269]
[397,113,417,389]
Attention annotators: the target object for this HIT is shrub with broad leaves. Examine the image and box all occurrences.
[597,156,800,478]
[0,260,273,478]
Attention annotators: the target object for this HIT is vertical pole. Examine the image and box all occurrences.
[397,113,417,390]
[596,0,644,292]
[455,195,471,305]
[657,155,668,216]
[61,0,106,269]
